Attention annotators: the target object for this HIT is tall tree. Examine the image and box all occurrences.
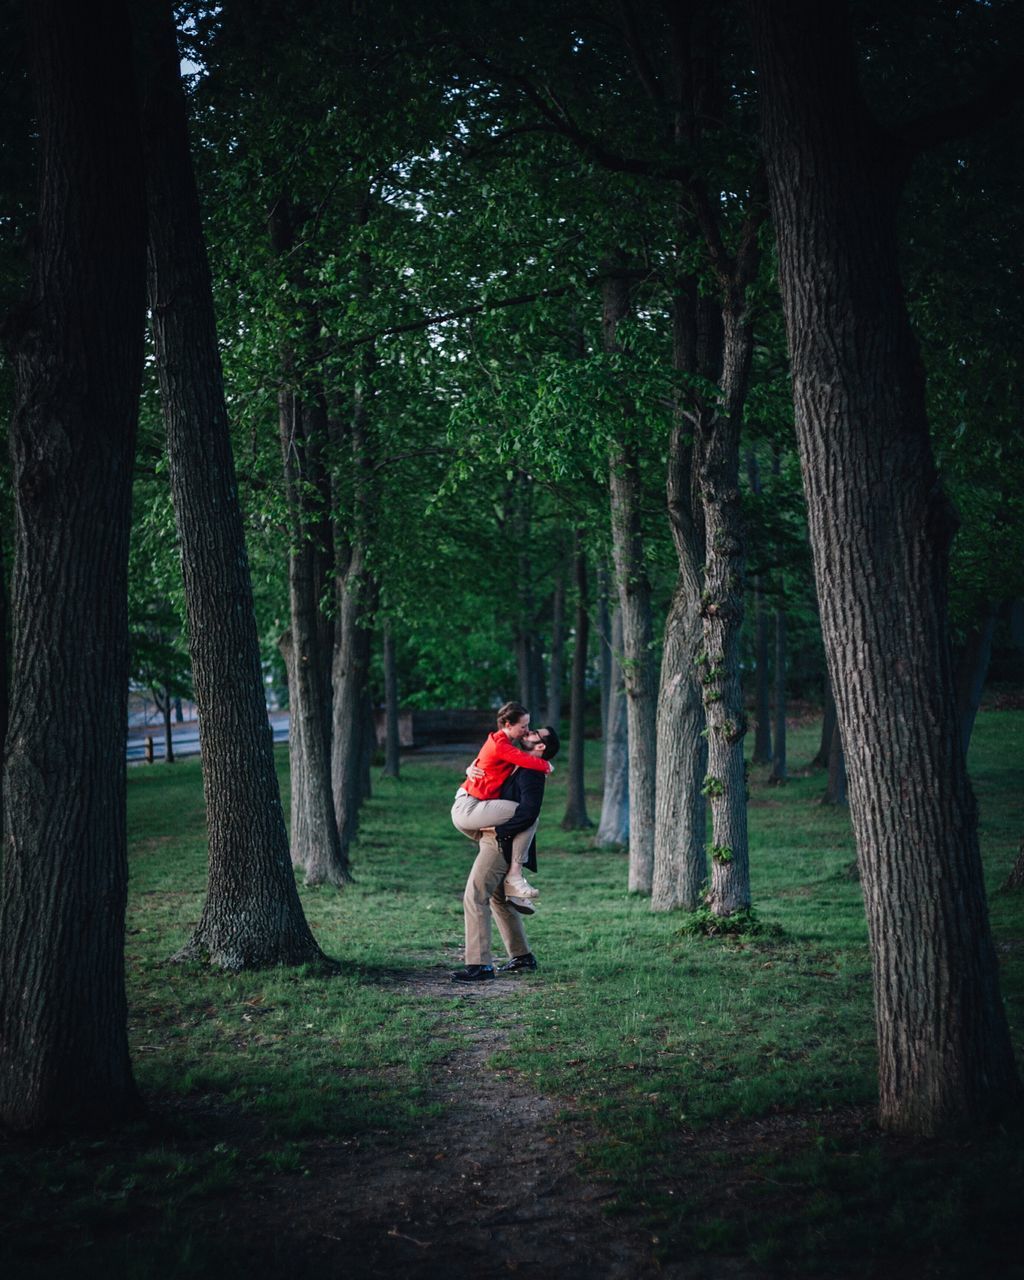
[138,0,325,964]
[603,269,658,893]
[0,0,145,1128]
[751,0,1020,1132]
[561,531,592,830]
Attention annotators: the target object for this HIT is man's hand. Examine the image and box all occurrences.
[466,763,485,781]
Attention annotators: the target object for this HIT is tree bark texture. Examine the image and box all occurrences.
[561,533,592,830]
[382,620,401,778]
[752,0,1019,1132]
[595,607,629,847]
[700,301,754,915]
[142,20,322,952]
[280,391,349,887]
[330,376,376,859]
[278,629,310,867]
[604,272,657,893]
[0,0,145,1129]
[652,284,710,912]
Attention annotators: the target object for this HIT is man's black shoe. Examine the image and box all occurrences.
[497,953,538,973]
[450,965,495,983]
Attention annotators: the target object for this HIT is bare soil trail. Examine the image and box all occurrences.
[213,964,744,1279]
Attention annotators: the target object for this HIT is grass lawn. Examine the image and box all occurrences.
[1,710,1022,1277]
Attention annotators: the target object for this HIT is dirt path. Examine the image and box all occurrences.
[222,964,732,1279]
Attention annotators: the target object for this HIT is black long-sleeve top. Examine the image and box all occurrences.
[494,766,546,871]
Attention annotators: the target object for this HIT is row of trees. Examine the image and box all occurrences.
[0,0,1021,1135]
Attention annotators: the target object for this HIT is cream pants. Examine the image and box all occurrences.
[462,826,538,966]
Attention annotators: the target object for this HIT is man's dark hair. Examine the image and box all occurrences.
[496,700,528,727]
[538,725,560,761]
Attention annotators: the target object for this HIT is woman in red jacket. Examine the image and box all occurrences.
[450,701,552,848]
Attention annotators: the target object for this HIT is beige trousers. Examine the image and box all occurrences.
[462,826,537,966]
[451,788,518,840]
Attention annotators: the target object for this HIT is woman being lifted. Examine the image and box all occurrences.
[450,701,552,901]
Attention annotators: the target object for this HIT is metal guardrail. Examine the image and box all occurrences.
[126,713,290,763]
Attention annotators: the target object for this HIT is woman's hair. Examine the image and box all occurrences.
[537,726,560,760]
[496,700,529,727]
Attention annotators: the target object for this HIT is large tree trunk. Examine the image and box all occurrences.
[652,284,710,912]
[561,533,592,830]
[142,12,323,952]
[700,299,755,915]
[595,607,629,847]
[752,0,1019,1133]
[0,0,145,1129]
[604,272,657,893]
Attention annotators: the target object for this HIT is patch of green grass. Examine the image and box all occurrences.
[1,712,1021,1276]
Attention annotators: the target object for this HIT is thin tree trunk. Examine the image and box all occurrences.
[813,675,837,769]
[330,369,376,857]
[823,718,847,806]
[0,0,145,1129]
[604,270,657,893]
[595,607,629,846]
[753,0,1019,1133]
[278,629,309,868]
[955,602,997,758]
[161,687,175,764]
[747,451,773,765]
[561,533,592,830]
[768,608,787,785]
[382,619,400,779]
[545,555,566,730]
[597,564,612,749]
[280,392,348,887]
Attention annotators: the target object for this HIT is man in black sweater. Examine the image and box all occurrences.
[451,726,559,983]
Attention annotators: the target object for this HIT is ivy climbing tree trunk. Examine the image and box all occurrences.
[0,0,145,1129]
[604,270,657,893]
[700,293,757,916]
[752,0,1019,1133]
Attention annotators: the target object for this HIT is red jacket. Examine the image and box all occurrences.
[460,730,552,800]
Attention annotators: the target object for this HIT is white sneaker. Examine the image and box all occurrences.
[504,873,539,899]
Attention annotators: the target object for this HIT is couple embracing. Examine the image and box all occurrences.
[449,701,559,983]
